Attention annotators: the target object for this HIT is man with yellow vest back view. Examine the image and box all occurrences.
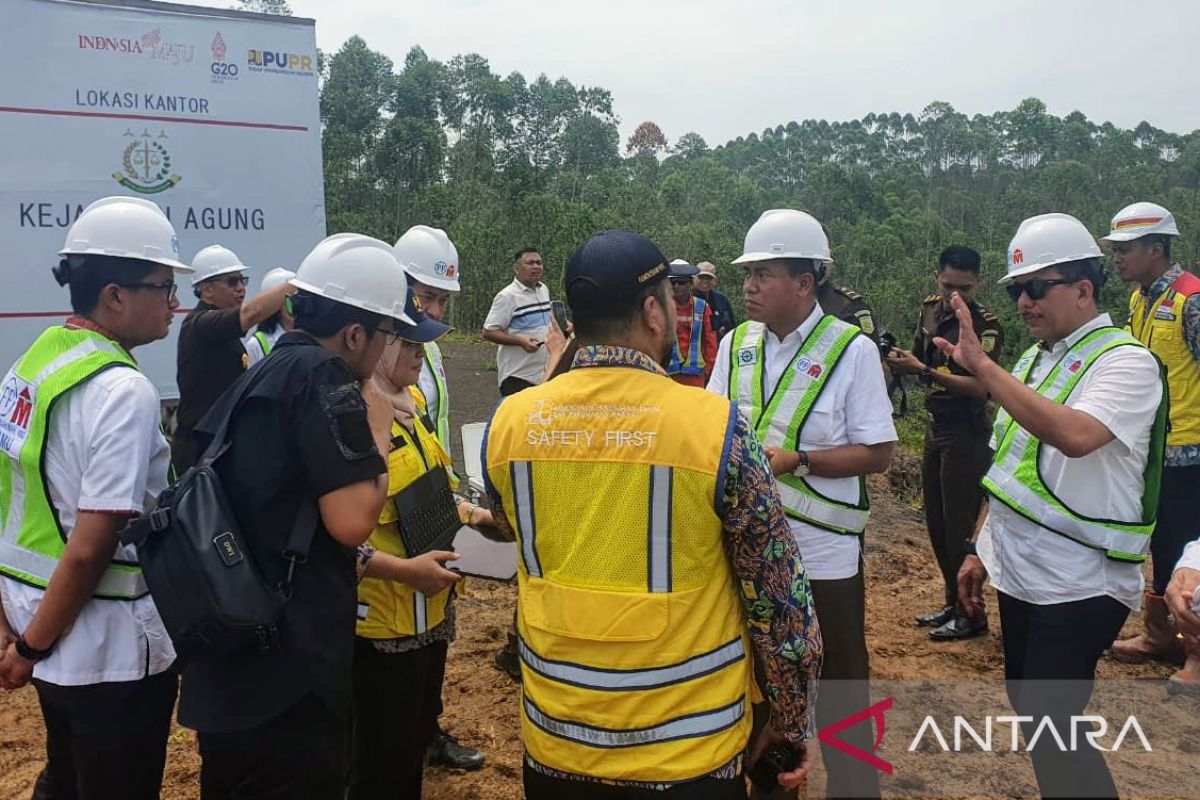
[0,196,193,798]
[708,209,897,800]
[952,214,1166,799]
[1102,202,1200,694]
[483,230,822,799]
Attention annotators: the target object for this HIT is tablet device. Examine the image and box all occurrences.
[450,525,518,581]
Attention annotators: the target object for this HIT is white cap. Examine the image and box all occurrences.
[1100,201,1180,243]
[190,245,248,286]
[733,209,832,265]
[290,233,414,323]
[393,225,459,291]
[260,267,295,293]
[1002,213,1102,284]
[59,196,191,273]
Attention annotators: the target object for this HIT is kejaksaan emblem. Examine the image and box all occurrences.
[113,130,181,194]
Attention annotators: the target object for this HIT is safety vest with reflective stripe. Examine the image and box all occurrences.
[1127,270,1200,447]
[0,327,148,600]
[356,391,456,639]
[982,327,1167,562]
[727,316,869,534]
[667,296,708,376]
[484,363,752,783]
[418,340,451,452]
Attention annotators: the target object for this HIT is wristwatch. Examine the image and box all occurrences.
[919,367,933,386]
[791,451,811,478]
[15,635,56,662]
[963,539,978,557]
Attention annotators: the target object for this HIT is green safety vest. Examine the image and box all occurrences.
[982,326,1167,563]
[727,316,868,534]
[253,330,273,359]
[421,340,451,453]
[0,327,150,599]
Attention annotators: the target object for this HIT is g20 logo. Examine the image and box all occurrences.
[210,62,239,77]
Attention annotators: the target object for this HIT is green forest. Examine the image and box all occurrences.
[317,35,1200,361]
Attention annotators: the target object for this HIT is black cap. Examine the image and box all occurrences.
[564,230,669,312]
[394,286,451,343]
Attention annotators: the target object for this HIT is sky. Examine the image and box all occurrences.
[198,0,1200,148]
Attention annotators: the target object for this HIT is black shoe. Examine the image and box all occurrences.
[426,731,485,771]
[493,645,522,681]
[915,605,955,628]
[930,615,988,641]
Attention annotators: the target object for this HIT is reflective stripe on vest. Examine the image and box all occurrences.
[727,317,868,533]
[519,635,744,691]
[511,460,541,577]
[1127,272,1200,448]
[667,297,707,376]
[422,341,451,450]
[523,695,745,749]
[0,327,148,600]
[253,330,273,358]
[983,327,1166,562]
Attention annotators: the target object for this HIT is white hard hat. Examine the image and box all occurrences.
[393,225,459,291]
[1002,213,1102,284]
[733,209,831,265]
[58,196,191,273]
[190,245,248,286]
[1100,201,1180,243]
[260,267,295,293]
[290,233,415,323]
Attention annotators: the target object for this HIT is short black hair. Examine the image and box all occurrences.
[1055,257,1109,295]
[1140,234,1172,261]
[572,279,668,342]
[938,245,981,274]
[291,290,384,339]
[514,247,540,262]
[258,312,282,335]
[61,254,155,315]
[779,258,821,280]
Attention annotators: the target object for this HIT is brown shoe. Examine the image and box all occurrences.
[1111,592,1185,665]
[1168,632,1200,697]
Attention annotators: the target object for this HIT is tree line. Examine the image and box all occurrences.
[317,35,1200,360]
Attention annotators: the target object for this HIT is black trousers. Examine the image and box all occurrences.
[348,638,448,800]
[499,376,536,397]
[1151,464,1200,593]
[998,592,1130,800]
[523,761,746,799]
[198,695,346,800]
[921,426,992,608]
[31,669,176,800]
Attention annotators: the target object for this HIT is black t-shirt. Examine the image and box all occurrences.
[176,301,247,432]
[178,332,385,733]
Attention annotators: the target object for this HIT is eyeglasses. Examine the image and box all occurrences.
[222,275,250,288]
[117,280,178,302]
[376,324,403,345]
[669,278,693,286]
[1006,278,1077,303]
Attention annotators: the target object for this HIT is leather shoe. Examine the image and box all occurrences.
[930,615,988,641]
[426,731,485,771]
[915,605,954,628]
[493,644,522,681]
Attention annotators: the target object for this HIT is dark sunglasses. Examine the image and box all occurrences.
[222,275,250,288]
[669,278,693,285]
[117,280,178,302]
[1006,278,1077,303]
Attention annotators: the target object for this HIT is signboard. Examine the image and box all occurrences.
[0,0,326,398]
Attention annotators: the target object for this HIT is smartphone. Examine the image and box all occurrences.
[748,744,799,791]
[551,300,570,333]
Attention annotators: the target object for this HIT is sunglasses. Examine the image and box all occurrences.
[117,280,178,302]
[669,278,693,285]
[1006,277,1077,303]
[222,275,250,288]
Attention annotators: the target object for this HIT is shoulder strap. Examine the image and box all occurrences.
[279,500,318,597]
[194,367,268,468]
[1171,271,1200,297]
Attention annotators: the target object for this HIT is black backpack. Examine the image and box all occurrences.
[122,370,317,657]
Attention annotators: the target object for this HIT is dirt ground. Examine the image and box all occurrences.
[0,337,1180,799]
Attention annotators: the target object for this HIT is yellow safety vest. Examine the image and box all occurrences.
[356,391,456,639]
[484,362,752,783]
[1127,270,1200,447]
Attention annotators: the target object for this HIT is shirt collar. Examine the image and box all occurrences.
[765,302,824,347]
[1044,313,1113,354]
[64,316,135,362]
[1142,264,1183,298]
[512,277,544,293]
[571,344,667,376]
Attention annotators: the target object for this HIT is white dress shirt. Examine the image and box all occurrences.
[708,303,897,580]
[483,279,551,385]
[977,314,1163,611]
[0,366,176,685]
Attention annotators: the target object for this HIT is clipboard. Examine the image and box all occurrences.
[449,525,518,581]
